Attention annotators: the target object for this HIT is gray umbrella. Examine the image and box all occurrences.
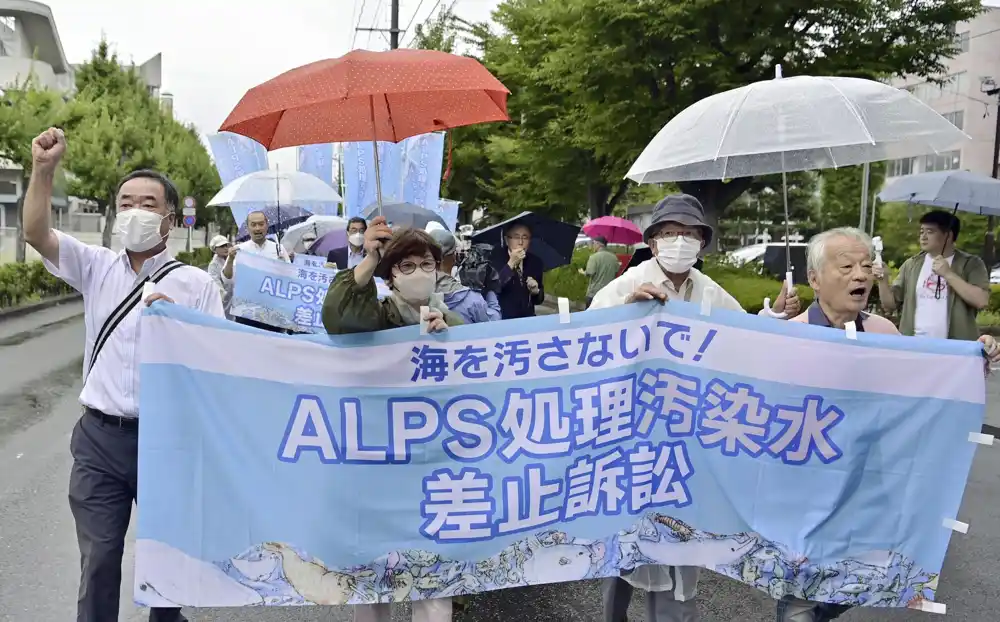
[361,202,448,230]
[878,170,1000,216]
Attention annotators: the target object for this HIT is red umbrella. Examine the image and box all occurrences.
[582,216,643,245]
[219,49,510,149]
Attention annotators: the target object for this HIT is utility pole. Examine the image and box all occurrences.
[390,0,400,49]
[356,0,402,49]
[982,78,999,267]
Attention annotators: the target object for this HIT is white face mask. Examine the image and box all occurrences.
[392,270,436,303]
[115,209,168,252]
[348,233,365,248]
[656,236,701,274]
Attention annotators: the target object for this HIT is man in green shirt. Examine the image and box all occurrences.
[875,210,990,341]
[580,236,621,307]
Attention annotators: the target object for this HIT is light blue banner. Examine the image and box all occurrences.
[230,253,388,333]
[436,198,460,232]
[135,300,985,610]
[296,144,335,187]
[292,254,328,270]
[207,132,270,186]
[401,132,445,215]
[342,140,403,219]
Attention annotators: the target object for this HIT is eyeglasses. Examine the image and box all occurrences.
[396,259,437,275]
[506,235,531,243]
[651,231,701,242]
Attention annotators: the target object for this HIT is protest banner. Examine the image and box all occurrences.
[291,253,327,270]
[230,253,389,333]
[135,300,984,610]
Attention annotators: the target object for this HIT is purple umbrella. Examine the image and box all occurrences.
[310,230,349,256]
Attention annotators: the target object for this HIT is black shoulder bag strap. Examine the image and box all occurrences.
[85,260,185,380]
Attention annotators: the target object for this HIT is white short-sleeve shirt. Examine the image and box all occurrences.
[43,230,225,417]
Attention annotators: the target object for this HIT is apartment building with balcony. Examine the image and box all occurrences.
[886,7,1000,180]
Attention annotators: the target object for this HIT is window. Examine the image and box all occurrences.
[943,110,964,130]
[944,72,965,94]
[956,31,970,53]
[0,181,16,195]
[924,150,961,173]
[887,157,917,177]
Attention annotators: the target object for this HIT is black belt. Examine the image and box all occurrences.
[85,407,139,431]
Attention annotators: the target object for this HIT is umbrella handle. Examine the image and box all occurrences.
[761,271,794,319]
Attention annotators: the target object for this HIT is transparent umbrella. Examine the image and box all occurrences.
[627,66,969,316]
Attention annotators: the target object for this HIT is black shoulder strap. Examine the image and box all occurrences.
[86,260,185,379]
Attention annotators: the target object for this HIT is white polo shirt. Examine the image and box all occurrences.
[43,230,225,418]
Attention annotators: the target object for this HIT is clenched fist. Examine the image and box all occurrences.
[32,128,66,172]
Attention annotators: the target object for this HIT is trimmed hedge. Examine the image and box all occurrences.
[544,249,814,313]
[0,260,74,309]
[176,246,213,269]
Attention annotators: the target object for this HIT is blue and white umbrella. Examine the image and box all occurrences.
[877,169,1000,216]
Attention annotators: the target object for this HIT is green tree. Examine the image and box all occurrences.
[818,163,886,231]
[412,8,507,225]
[0,75,66,261]
[428,0,983,233]
[64,40,220,247]
[719,172,819,249]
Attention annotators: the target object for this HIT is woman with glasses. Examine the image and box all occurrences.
[320,218,459,622]
[322,216,463,336]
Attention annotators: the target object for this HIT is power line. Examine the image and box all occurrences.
[350,0,369,49]
[402,0,428,38]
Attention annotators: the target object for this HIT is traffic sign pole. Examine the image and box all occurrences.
[182,197,197,252]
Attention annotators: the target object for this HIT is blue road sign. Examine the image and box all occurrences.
[183,215,196,227]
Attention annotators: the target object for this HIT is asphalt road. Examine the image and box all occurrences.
[1,302,998,622]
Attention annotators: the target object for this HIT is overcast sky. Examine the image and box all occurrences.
[42,0,500,168]
[40,0,1000,170]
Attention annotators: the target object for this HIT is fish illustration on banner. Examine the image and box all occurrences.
[135,301,984,611]
[206,133,270,186]
[342,141,403,219]
[401,132,446,215]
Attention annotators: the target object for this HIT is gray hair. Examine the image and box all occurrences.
[806,227,873,272]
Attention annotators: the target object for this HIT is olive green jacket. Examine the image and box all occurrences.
[322,269,464,335]
[890,249,989,341]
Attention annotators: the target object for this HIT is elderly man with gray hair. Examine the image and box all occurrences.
[777,226,1000,622]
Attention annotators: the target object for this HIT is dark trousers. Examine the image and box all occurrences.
[69,410,187,622]
[602,577,699,622]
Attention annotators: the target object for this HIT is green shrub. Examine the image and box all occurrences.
[989,285,1000,313]
[978,310,1000,327]
[176,246,213,269]
[0,260,74,309]
[543,248,594,302]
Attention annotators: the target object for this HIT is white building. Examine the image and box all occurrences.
[0,1,172,236]
[886,7,1000,179]
[0,1,73,232]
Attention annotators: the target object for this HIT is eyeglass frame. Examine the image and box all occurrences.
[394,258,437,275]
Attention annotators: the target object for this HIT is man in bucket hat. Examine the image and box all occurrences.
[591,194,799,622]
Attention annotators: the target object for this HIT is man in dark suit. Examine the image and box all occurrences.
[326,216,367,269]
[493,222,545,319]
